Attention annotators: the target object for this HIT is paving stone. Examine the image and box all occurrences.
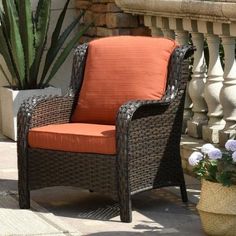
[0,133,204,235]
[0,193,80,235]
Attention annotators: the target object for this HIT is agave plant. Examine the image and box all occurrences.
[0,0,90,90]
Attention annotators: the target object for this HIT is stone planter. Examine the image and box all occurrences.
[0,87,61,141]
[197,179,236,236]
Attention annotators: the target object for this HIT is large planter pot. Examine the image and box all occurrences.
[0,86,61,141]
[197,179,236,236]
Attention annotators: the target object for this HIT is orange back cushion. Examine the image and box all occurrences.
[71,36,178,124]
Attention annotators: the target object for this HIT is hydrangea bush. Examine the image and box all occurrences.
[188,140,236,186]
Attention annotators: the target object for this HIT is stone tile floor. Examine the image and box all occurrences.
[0,133,205,235]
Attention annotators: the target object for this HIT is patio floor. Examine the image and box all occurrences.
[0,133,205,235]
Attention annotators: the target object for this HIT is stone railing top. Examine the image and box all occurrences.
[115,0,236,23]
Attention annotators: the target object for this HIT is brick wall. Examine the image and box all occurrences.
[74,0,151,43]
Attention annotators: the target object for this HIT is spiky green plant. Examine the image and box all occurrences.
[0,0,91,90]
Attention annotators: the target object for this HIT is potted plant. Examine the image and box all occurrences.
[0,0,91,140]
[189,140,236,236]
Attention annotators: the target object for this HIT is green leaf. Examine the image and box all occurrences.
[19,0,35,85]
[208,163,217,180]
[0,8,20,87]
[216,172,232,187]
[40,10,85,85]
[50,0,70,46]
[40,0,71,84]
[14,0,19,15]
[1,0,11,40]
[34,0,44,26]
[33,0,50,48]
[0,25,15,80]
[30,0,51,88]
[43,23,91,87]
[2,0,25,89]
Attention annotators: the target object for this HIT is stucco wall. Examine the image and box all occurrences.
[0,0,78,132]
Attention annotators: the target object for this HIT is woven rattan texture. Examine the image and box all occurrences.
[126,60,189,194]
[69,43,88,98]
[198,211,236,236]
[17,96,74,208]
[17,43,193,222]
[28,149,117,196]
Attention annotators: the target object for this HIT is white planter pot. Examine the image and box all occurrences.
[0,87,61,141]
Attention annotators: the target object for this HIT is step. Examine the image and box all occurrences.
[180,135,206,177]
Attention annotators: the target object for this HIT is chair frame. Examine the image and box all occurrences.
[17,42,193,222]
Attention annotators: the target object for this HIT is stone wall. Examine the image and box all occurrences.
[74,0,151,42]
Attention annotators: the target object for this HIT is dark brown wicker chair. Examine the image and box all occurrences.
[17,36,193,223]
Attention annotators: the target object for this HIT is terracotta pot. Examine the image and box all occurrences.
[197,179,236,236]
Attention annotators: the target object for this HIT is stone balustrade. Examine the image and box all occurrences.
[115,0,236,174]
[116,0,236,148]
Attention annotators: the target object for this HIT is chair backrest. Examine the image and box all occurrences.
[71,36,178,125]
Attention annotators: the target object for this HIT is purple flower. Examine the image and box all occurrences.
[225,140,236,152]
[188,151,203,166]
[201,143,215,154]
[232,152,236,163]
[208,148,222,160]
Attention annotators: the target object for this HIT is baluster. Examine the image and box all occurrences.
[202,34,225,143]
[219,36,236,146]
[187,32,208,138]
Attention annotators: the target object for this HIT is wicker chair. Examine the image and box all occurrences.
[17,36,193,223]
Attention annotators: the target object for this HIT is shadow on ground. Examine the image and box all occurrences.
[0,182,204,235]
[0,179,17,192]
[32,187,197,219]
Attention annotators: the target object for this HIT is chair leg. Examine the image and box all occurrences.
[18,186,30,209]
[119,194,132,223]
[180,183,188,203]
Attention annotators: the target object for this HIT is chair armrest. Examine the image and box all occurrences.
[116,45,193,194]
[17,95,74,148]
[116,44,193,138]
[116,98,184,195]
[117,99,170,122]
[116,98,171,143]
[116,45,193,134]
[17,95,74,198]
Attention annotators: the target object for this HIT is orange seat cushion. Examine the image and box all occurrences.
[71,36,178,124]
[28,123,116,155]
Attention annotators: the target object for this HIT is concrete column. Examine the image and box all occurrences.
[219,36,236,146]
[187,32,208,138]
[202,34,224,143]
